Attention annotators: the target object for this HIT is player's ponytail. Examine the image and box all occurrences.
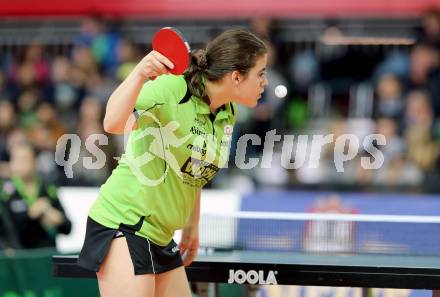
[184,29,267,103]
[184,49,209,99]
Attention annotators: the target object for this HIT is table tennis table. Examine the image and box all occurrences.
[52,250,440,297]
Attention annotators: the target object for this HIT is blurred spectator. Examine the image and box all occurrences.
[375,118,406,163]
[69,96,117,186]
[71,45,99,78]
[407,43,440,120]
[250,17,274,41]
[409,44,439,88]
[405,126,439,173]
[372,154,423,186]
[85,70,117,105]
[418,8,440,49]
[288,50,320,94]
[75,17,120,75]
[6,129,28,154]
[403,90,439,172]
[0,100,15,178]
[16,87,39,129]
[45,56,84,132]
[7,42,50,89]
[116,39,140,82]
[0,142,71,249]
[47,56,82,110]
[374,50,410,82]
[36,102,66,139]
[29,122,62,183]
[404,90,434,130]
[374,74,404,119]
[78,95,103,124]
[355,118,423,186]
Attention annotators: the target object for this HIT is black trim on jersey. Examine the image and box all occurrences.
[133,103,165,118]
[119,216,145,233]
[178,85,192,104]
[230,103,235,115]
[209,113,216,124]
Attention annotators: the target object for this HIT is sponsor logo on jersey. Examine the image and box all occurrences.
[224,125,233,136]
[181,157,219,183]
[190,126,207,138]
[194,116,207,126]
[187,143,207,156]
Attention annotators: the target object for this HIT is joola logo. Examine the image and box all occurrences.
[227,269,278,285]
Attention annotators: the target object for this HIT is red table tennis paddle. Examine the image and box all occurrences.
[152,27,191,75]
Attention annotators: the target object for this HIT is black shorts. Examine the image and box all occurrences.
[78,217,183,275]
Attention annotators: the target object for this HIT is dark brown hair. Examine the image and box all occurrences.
[184,29,267,101]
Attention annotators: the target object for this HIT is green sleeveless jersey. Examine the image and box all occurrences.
[89,74,237,245]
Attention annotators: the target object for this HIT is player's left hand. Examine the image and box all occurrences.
[179,224,199,266]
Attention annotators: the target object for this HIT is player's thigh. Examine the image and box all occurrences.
[154,266,191,297]
[97,237,155,297]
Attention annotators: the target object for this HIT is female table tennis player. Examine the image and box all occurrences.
[78,29,268,297]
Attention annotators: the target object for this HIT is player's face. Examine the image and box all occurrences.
[233,54,268,107]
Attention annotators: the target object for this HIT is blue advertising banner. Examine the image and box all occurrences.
[239,191,440,297]
[239,191,440,255]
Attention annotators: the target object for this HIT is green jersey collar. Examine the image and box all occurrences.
[193,96,234,121]
[188,76,235,120]
[193,96,211,114]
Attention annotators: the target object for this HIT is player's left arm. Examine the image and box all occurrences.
[179,189,201,266]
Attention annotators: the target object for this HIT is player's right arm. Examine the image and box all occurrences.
[103,51,174,135]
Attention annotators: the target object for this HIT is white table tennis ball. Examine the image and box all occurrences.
[274,85,287,98]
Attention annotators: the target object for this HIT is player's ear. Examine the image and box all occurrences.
[231,71,242,86]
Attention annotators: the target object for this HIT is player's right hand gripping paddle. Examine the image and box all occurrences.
[152,27,191,77]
